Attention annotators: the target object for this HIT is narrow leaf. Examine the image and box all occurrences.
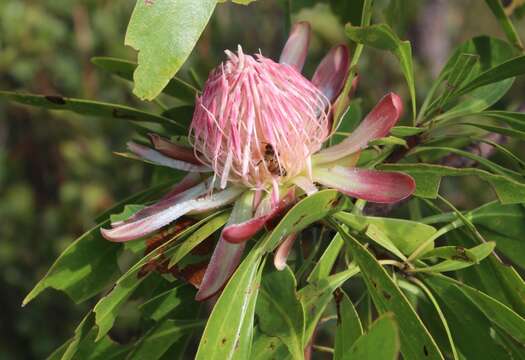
[332,221,444,360]
[256,266,305,360]
[347,313,400,360]
[91,57,198,102]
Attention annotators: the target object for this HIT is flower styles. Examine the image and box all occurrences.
[190,45,331,190]
[101,22,416,300]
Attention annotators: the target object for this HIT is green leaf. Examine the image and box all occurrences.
[91,57,199,103]
[411,146,520,178]
[427,275,525,345]
[424,275,512,359]
[262,189,347,252]
[125,0,216,100]
[162,105,195,129]
[479,110,525,132]
[110,204,145,223]
[379,163,525,204]
[334,290,363,360]
[31,183,173,309]
[459,122,525,140]
[140,284,196,321]
[445,229,525,318]
[345,23,416,121]
[433,78,514,122]
[256,266,305,360]
[420,246,477,261]
[0,91,183,131]
[250,328,290,360]
[94,266,146,340]
[457,55,525,96]
[347,313,400,360]
[195,248,263,360]
[412,242,496,273]
[435,53,479,107]
[307,232,344,283]
[57,313,131,360]
[332,221,444,360]
[129,319,204,360]
[419,36,514,123]
[390,126,425,137]
[368,136,407,148]
[23,220,121,305]
[334,212,437,256]
[300,266,360,343]
[469,202,525,268]
[484,0,524,51]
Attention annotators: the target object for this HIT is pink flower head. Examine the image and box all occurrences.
[190,49,331,189]
[101,22,416,301]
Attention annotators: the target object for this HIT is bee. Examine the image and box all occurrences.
[261,143,287,177]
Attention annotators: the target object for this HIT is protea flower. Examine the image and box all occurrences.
[101,22,415,300]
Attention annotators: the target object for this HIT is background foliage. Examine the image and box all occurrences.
[1,0,525,359]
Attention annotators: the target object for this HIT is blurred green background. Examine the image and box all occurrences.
[1,1,524,358]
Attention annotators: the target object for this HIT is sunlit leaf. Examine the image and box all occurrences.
[262,189,348,252]
[334,212,437,257]
[125,0,216,100]
[195,249,263,360]
[22,219,121,306]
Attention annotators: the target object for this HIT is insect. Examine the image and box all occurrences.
[261,143,287,177]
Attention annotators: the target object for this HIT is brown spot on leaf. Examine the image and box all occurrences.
[112,108,136,119]
[45,95,66,105]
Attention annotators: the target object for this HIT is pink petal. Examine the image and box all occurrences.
[314,93,403,164]
[159,173,203,201]
[292,176,318,195]
[274,233,298,271]
[222,189,296,244]
[101,185,243,242]
[312,44,350,102]
[127,141,210,173]
[194,238,246,301]
[195,193,254,301]
[279,21,311,72]
[312,166,415,204]
[111,174,204,228]
[149,133,202,165]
